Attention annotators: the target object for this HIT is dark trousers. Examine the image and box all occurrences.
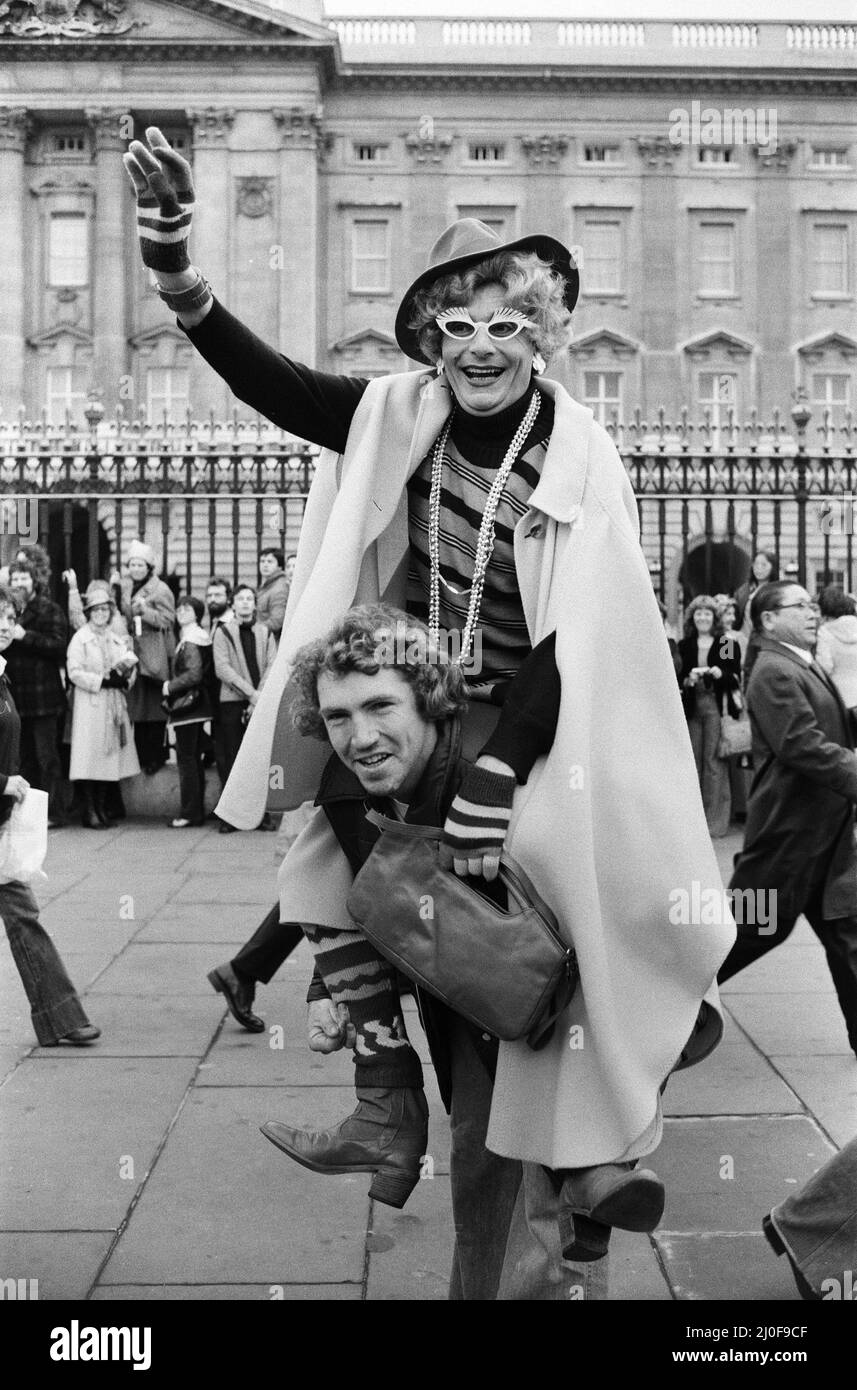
[214,702,248,789]
[174,722,207,824]
[719,867,857,1052]
[19,713,64,820]
[232,904,303,984]
[134,720,167,770]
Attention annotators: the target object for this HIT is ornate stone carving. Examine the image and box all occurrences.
[51,287,83,328]
[635,135,680,167]
[750,139,799,169]
[520,134,568,166]
[273,107,324,150]
[236,177,273,219]
[404,131,453,165]
[0,106,31,153]
[85,107,130,152]
[186,108,235,148]
[0,0,140,37]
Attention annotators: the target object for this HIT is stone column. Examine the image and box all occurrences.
[751,141,800,419]
[0,108,31,414]
[85,107,130,405]
[635,135,682,415]
[185,107,235,415]
[273,106,324,366]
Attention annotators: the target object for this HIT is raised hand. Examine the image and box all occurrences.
[123,126,195,277]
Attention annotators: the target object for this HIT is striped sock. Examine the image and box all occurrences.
[302,925,423,1086]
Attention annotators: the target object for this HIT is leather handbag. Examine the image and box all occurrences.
[162,688,200,716]
[346,809,579,1051]
[718,713,752,759]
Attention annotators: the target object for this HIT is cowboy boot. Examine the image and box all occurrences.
[261,1081,429,1210]
[556,1162,665,1262]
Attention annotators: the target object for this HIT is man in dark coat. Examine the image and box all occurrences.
[718,580,857,1056]
[5,561,68,827]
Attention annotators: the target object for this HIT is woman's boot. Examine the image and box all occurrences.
[79,782,105,830]
[92,782,116,828]
[260,1082,429,1210]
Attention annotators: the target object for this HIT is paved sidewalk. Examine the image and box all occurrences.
[1,822,855,1301]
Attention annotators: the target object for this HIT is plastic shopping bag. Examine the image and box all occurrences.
[0,788,49,884]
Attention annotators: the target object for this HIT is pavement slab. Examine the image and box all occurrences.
[0,1232,114,1301]
[172,874,277,906]
[654,1233,804,1301]
[365,1177,454,1301]
[99,1086,370,1286]
[725,994,855,1055]
[91,1282,362,1300]
[87,943,231,996]
[663,1041,803,1117]
[767,1054,857,1147]
[0,1057,192,1230]
[30,996,221,1059]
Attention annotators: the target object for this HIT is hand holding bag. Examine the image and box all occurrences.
[0,788,49,884]
[346,809,578,1051]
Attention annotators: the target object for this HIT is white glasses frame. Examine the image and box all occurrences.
[435,305,539,342]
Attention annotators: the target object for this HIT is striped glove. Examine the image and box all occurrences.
[440,765,517,880]
[122,127,195,275]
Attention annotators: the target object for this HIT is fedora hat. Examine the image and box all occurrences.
[82,581,115,613]
[395,218,579,365]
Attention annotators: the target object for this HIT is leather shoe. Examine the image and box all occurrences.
[55,1025,101,1045]
[763,1213,820,1301]
[207,963,265,1032]
[556,1162,665,1263]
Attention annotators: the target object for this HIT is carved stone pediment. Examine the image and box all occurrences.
[329,327,401,362]
[681,329,755,360]
[796,331,857,363]
[0,0,139,37]
[569,328,639,359]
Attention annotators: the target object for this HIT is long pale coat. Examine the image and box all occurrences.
[67,626,141,782]
[217,371,736,1166]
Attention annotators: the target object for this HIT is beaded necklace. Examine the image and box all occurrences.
[427,387,541,666]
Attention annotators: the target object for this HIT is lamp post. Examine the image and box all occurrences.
[791,389,812,588]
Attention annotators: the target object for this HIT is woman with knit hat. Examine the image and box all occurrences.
[124,130,735,1300]
[67,582,140,828]
[119,540,176,774]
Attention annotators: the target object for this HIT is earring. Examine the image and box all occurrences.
[532,351,546,376]
[436,359,445,376]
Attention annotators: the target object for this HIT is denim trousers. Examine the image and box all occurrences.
[0,877,89,1044]
[446,1012,609,1301]
[687,690,731,837]
[770,1136,857,1298]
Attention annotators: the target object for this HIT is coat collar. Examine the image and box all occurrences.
[756,634,846,703]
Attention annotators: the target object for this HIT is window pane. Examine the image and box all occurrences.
[352,219,389,291]
[146,367,189,423]
[48,213,88,287]
[46,367,87,426]
[697,222,735,294]
[582,370,622,426]
[582,220,621,292]
[812,225,847,294]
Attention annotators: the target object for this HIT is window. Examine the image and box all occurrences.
[810,148,850,169]
[812,373,851,432]
[811,224,849,297]
[353,143,389,163]
[146,368,190,424]
[351,219,390,292]
[697,147,736,165]
[697,372,738,434]
[583,144,622,164]
[467,142,505,163]
[51,131,87,156]
[580,218,623,294]
[46,367,87,426]
[48,213,89,287]
[582,371,622,426]
[696,221,736,297]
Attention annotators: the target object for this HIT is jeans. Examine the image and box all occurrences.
[174,722,207,823]
[0,878,89,1044]
[687,690,731,837]
[769,1136,857,1297]
[445,1013,609,1301]
[19,713,65,821]
[215,702,249,787]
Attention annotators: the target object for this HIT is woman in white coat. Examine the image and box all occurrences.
[67,582,140,828]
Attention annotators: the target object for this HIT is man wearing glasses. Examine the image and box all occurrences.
[718,579,857,1057]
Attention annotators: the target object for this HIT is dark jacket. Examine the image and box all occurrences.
[165,639,214,726]
[4,594,67,718]
[731,636,857,920]
[309,715,499,1112]
[677,632,742,719]
[0,667,21,827]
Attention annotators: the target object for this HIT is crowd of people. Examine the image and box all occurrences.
[0,543,296,833]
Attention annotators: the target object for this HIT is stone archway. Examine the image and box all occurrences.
[668,537,751,623]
